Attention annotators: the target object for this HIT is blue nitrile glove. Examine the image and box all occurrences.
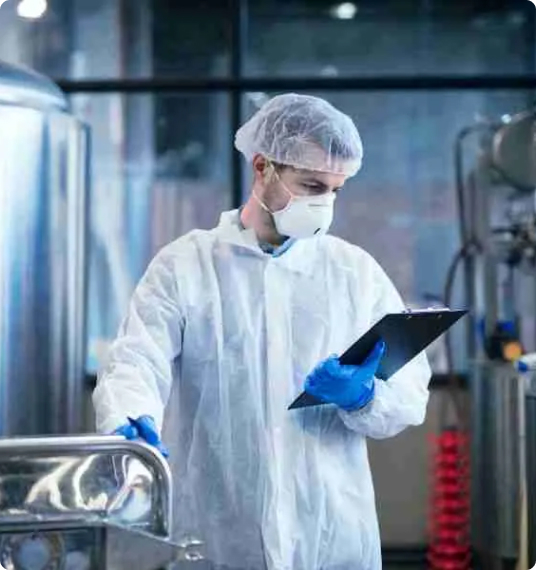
[113,415,169,458]
[304,341,386,411]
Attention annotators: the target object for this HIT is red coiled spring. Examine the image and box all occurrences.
[427,429,471,570]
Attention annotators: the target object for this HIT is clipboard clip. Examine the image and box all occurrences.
[403,306,452,313]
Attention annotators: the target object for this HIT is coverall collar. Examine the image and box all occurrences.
[214,210,319,276]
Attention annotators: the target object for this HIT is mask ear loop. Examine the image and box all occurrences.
[252,190,272,214]
[263,160,275,184]
[267,161,296,200]
[251,159,275,214]
[253,159,296,214]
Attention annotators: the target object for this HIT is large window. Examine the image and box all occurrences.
[0,0,232,78]
[246,1,535,77]
[69,93,232,370]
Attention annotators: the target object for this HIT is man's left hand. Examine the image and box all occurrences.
[304,341,385,411]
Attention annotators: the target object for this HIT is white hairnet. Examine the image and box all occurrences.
[235,93,363,176]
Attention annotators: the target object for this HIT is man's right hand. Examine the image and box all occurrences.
[113,415,169,458]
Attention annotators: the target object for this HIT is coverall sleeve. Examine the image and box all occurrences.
[338,259,432,439]
[92,249,184,434]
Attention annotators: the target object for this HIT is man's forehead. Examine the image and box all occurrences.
[291,166,329,177]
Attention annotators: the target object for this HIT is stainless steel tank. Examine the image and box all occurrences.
[0,61,88,435]
[492,110,536,192]
[526,376,536,567]
[471,362,522,568]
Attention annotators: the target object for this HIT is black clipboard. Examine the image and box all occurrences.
[288,309,467,410]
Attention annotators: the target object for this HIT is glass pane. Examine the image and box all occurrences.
[0,0,231,79]
[70,93,232,372]
[242,89,533,371]
[246,0,535,77]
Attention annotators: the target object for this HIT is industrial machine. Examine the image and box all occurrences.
[451,109,536,570]
[0,61,88,436]
[0,436,204,569]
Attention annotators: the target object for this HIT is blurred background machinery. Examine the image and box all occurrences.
[435,108,536,570]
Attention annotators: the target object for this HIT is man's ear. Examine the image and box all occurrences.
[252,154,272,183]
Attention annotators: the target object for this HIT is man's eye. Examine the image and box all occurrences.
[303,183,322,191]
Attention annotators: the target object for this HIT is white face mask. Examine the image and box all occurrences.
[254,172,336,239]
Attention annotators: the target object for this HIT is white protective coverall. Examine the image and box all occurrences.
[93,209,431,570]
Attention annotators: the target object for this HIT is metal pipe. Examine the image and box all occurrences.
[453,123,495,364]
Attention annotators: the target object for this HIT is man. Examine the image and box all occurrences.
[93,93,431,570]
